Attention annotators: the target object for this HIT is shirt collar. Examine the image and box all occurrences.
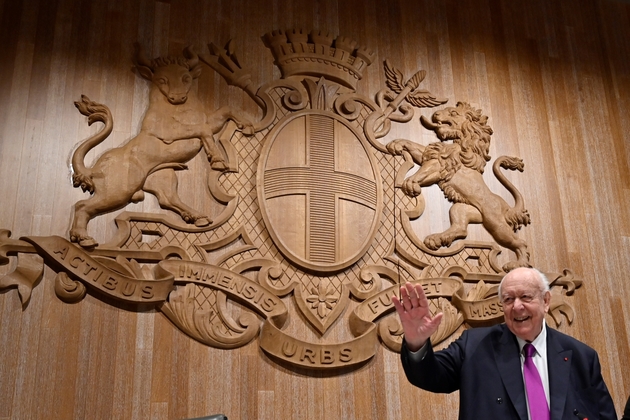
[516,321,547,355]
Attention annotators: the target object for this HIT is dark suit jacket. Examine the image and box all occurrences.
[622,394,630,420]
[401,324,616,420]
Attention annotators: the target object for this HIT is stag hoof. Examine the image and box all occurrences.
[242,125,255,136]
[210,159,229,171]
[79,237,98,248]
[193,216,212,227]
[70,231,98,248]
[181,213,212,227]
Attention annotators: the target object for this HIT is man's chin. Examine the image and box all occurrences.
[510,324,534,339]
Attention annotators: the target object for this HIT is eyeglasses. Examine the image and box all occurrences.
[500,293,540,306]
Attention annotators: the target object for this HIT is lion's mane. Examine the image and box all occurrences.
[421,102,494,203]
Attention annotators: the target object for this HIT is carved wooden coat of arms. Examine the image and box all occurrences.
[0,29,583,370]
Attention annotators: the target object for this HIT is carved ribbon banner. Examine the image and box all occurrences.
[160,260,287,326]
[0,252,43,306]
[260,321,377,369]
[351,278,464,327]
[350,278,503,352]
[452,293,504,327]
[24,236,174,303]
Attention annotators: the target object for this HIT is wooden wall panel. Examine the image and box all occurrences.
[1,0,630,419]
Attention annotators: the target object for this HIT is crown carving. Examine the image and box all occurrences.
[263,29,375,90]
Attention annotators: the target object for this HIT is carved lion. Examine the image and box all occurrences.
[387,102,531,271]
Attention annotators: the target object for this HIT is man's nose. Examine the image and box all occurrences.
[513,298,525,309]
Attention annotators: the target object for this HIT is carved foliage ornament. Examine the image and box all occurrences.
[0,29,582,371]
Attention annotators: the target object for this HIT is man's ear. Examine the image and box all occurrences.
[543,290,551,312]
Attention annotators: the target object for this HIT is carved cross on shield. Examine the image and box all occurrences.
[258,111,383,274]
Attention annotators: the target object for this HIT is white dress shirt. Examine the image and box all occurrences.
[517,322,550,419]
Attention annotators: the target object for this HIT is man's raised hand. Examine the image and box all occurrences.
[392,282,443,352]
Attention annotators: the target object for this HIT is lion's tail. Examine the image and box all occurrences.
[494,156,531,231]
[71,95,113,193]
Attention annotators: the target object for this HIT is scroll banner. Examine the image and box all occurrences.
[259,320,377,369]
[350,278,505,338]
[158,260,288,328]
[350,278,465,331]
[23,236,174,303]
[0,253,44,306]
[451,293,504,326]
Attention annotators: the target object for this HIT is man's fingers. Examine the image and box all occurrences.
[416,284,435,311]
[396,282,432,312]
[428,312,444,329]
[399,283,413,311]
[392,295,404,314]
[406,282,420,307]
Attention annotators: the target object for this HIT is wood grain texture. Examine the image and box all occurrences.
[1,0,630,418]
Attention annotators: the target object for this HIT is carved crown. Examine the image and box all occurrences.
[263,29,375,90]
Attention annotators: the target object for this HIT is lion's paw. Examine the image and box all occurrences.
[386,141,403,156]
[72,174,95,194]
[401,179,422,197]
[386,139,412,156]
[424,234,443,250]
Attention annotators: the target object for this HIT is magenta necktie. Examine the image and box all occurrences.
[523,343,550,420]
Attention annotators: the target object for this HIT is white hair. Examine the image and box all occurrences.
[498,267,550,302]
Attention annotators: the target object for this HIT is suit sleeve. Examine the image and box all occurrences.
[589,352,616,420]
[567,341,617,420]
[400,332,468,394]
[622,394,630,420]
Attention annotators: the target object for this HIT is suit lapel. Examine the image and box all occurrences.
[493,326,529,420]
[547,329,572,420]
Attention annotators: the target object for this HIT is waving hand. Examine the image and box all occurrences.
[392,282,443,352]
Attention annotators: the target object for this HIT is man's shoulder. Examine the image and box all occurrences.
[457,324,597,354]
[546,326,598,354]
[461,323,509,337]
[457,323,510,344]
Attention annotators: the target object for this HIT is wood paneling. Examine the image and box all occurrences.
[1,0,629,418]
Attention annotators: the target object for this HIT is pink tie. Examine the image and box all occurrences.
[523,343,550,420]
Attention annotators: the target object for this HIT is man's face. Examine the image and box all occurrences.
[501,268,551,342]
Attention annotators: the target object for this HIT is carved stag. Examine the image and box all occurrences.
[70,44,254,247]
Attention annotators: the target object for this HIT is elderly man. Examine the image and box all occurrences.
[393,267,616,420]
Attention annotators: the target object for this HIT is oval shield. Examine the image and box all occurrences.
[257,110,383,274]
